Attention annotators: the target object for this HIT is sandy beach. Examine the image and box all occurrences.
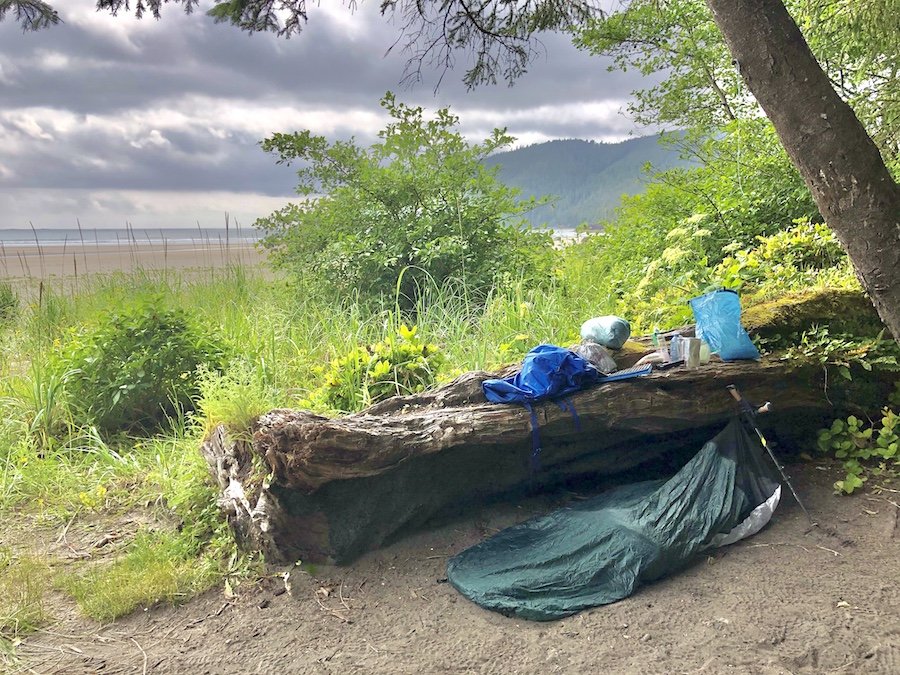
[0,241,266,279]
[9,458,899,674]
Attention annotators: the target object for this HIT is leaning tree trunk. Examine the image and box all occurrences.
[705,0,900,341]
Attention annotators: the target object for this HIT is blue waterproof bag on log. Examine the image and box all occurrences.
[689,289,760,361]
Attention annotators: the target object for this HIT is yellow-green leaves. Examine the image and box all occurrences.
[308,324,445,413]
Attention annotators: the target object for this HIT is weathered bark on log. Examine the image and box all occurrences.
[201,358,848,565]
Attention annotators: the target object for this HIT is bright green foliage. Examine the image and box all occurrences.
[818,409,900,494]
[2,362,74,453]
[565,208,842,333]
[196,360,285,440]
[575,0,750,130]
[56,299,229,434]
[801,0,900,157]
[257,93,553,308]
[309,324,445,413]
[715,220,854,295]
[0,283,17,327]
[780,327,900,381]
[565,119,816,268]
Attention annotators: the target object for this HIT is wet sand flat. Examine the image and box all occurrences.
[0,242,266,279]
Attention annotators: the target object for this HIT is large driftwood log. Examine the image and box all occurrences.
[200,357,847,565]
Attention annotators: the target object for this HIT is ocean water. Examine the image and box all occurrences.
[0,227,264,247]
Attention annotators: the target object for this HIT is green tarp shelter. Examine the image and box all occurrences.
[447,418,781,621]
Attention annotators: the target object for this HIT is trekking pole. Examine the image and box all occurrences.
[726,384,817,528]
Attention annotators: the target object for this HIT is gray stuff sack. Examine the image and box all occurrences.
[580,315,631,350]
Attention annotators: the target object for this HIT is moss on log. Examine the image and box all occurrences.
[743,289,885,339]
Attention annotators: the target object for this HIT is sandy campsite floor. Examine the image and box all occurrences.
[10,460,900,675]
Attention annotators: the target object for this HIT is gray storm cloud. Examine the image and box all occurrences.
[0,1,647,228]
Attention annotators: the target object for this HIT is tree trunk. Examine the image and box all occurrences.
[705,0,900,341]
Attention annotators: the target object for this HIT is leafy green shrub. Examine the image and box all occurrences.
[817,409,899,493]
[616,216,718,330]
[779,326,900,381]
[715,220,855,294]
[57,299,228,434]
[257,93,554,308]
[565,216,860,333]
[309,324,444,413]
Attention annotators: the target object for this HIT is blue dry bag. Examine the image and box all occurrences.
[482,344,600,405]
[483,345,600,469]
[689,290,760,361]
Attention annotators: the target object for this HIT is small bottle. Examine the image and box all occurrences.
[652,328,669,361]
[669,332,683,361]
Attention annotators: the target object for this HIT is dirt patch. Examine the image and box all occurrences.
[11,461,900,674]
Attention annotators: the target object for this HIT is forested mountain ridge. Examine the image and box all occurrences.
[484,135,690,228]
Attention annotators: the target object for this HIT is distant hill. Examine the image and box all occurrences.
[484,135,690,229]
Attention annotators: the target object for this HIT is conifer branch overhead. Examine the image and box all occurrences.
[0,0,61,30]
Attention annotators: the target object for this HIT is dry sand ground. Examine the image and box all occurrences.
[0,243,266,280]
[10,460,900,675]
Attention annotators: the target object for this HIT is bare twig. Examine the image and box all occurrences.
[130,637,147,675]
[313,591,351,623]
[338,581,350,612]
[55,513,78,545]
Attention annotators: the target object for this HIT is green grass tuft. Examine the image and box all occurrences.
[0,547,52,641]
[58,531,221,622]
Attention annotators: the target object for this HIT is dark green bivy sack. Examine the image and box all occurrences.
[447,418,781,621]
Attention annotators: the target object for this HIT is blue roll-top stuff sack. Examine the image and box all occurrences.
[689,289,760,361]
[482,344,600,404]
[482,345,601,470]
[580,315,631,350]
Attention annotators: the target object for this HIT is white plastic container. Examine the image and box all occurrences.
[684,338,702,369]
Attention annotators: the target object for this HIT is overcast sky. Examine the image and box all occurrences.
[0,1,648,230]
